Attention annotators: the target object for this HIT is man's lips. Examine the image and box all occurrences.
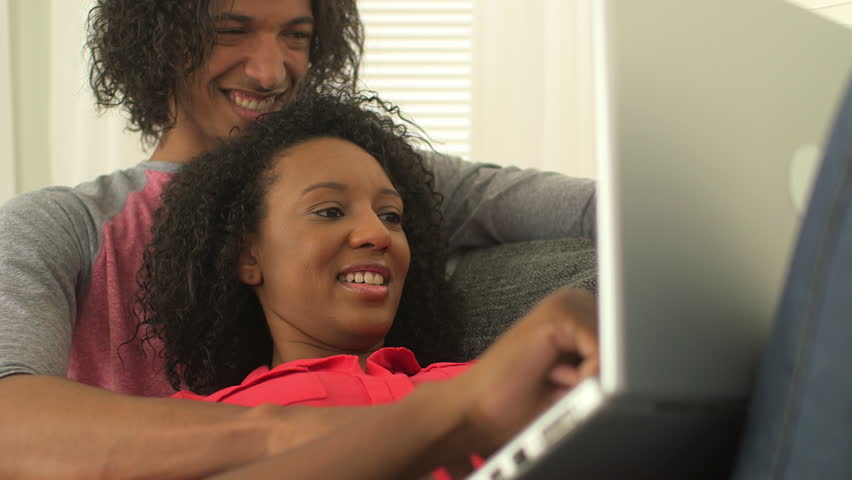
[224,89,287,121]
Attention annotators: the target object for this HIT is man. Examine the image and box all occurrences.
[0,0,596,477]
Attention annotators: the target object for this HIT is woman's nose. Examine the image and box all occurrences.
[349,215,392,251]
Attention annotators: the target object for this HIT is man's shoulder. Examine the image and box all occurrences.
[72,162,176,213]
[2,162,176,225]
[419,150,498,175]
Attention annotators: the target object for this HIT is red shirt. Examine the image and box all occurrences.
[172,348,477,479]
[171,347,471,406]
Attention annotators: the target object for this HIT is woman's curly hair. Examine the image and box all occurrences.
[133,91,460,394]
[86,0,363,146]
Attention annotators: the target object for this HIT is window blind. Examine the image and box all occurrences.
[358,0,474,159]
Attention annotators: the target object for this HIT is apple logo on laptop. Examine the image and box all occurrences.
[789,144,821,217]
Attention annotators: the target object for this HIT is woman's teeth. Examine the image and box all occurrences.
[338,272,385,286]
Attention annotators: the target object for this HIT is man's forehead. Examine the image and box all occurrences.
[212,12,315,25]
[210,0,314,19]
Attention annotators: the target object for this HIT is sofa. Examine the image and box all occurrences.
[445,236,597,361]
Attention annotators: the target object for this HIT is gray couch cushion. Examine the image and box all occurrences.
[447,237,597,360]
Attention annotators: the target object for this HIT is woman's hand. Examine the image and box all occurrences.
[451,288,599,456]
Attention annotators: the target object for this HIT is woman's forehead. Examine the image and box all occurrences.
[270,137,395,192]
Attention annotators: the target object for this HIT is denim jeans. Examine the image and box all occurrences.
[733,79,852,479]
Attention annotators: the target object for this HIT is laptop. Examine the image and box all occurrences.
[469,1,852,478]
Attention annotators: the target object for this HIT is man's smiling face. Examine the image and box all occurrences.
[168,0,313,156]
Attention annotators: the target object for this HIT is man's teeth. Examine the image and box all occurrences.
[230,93,277,113]
[338,272,386,286]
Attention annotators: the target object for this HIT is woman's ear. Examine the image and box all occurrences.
[238,235,263,286]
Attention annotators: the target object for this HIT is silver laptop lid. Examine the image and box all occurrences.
[594,0,852,400]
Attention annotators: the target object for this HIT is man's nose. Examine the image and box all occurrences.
[349,215,393,251]
[244,35,288,91]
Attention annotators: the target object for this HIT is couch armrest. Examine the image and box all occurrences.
[446,237,597,360]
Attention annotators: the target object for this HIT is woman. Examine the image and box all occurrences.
[133,91,599,479]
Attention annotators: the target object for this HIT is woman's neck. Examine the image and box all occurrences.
[271,341,385,371]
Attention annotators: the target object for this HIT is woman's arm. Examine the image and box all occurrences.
[207,288,599,480]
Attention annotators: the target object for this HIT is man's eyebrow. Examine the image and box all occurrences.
[288,16,315,27]
[212,13,315,27]
[213,13,252,23]
[301,182,401,198]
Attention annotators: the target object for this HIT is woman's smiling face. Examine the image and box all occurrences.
[240,136,411,365]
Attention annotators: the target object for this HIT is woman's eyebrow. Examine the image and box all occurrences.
[301,182,401,198]
[302,182,345,195]
[378,188,402,199]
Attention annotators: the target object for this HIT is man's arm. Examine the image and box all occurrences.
[423,152,597,251]
[0,189,352,479]
[0,374,381,479]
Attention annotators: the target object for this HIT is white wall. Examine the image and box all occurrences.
[47,0,147,189]
[0,0,16,204]
[471,0,595,178]
[7,0,146,195]
[789,0,852,26]
[9,0,51,195]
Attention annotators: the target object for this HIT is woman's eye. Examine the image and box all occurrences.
[316,207,344,218]
[379,212,402,225]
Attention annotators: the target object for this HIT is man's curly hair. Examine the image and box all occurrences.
[87,0,363,145]
[133,91,460,395]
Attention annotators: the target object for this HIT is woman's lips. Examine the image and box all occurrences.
[338,280,389,300]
